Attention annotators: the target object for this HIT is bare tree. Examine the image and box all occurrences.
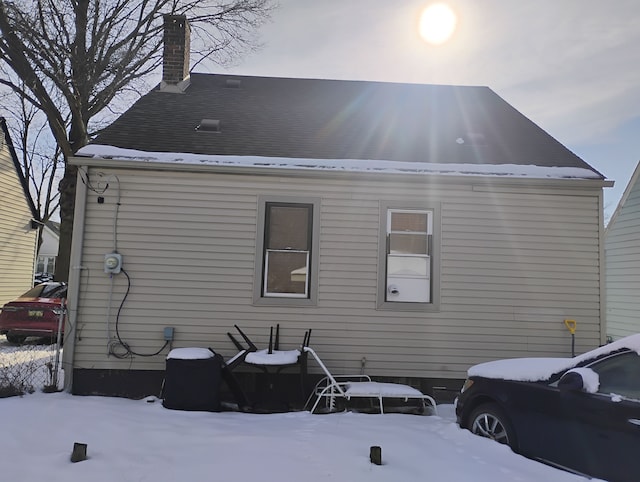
[1,80,62,233]
[0,0,274,281]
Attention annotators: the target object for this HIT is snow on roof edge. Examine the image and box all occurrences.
[75,145,601,180]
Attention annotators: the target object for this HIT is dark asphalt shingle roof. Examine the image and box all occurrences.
[91,73,602,177]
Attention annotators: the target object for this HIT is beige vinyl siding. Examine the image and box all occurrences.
[0,139,37,305]
[72,167,603,379]
[605,176,640,340]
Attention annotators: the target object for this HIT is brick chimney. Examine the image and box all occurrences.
[161,14,190,92]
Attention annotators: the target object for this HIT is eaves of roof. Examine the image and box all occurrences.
[0,117,39,221]
[605,159,640,232]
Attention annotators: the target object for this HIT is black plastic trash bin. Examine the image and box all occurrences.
[162,347,223,411]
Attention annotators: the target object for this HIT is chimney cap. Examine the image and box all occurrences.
[163,13,188,22]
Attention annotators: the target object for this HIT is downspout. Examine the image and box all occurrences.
[62,164,89,392]
[598,187,607,346]
[31,223,39,284]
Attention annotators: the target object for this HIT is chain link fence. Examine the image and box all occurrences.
[0,335,63,397]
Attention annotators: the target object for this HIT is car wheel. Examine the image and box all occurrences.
[6,333,27,344]
[468,403,517,449]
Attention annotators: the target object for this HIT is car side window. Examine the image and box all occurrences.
[588,352,640,401]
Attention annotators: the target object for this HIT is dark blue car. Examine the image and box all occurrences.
[455,334,640,482]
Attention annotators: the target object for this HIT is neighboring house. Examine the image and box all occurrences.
[605,161,640,340]
[0,117,39,306]
[36,221,60,278]
[63,16,611,398]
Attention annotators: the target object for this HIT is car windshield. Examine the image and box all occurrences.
[21,283,66,299]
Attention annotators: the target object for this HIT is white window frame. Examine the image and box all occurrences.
[36,255,56,274]
[377,202,440,312]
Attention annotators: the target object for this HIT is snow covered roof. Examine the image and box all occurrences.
[76,145,601,180]
[79,73,604,179]
[468,333,640,382]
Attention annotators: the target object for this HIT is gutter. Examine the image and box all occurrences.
[61,166,89,392]
[69,155,613,190]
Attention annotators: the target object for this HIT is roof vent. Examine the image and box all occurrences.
[225,79,241,88]
[456,132,487,146]
[196,119,221,132]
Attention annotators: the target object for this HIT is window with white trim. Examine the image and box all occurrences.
[36,255,56,275]
[385,209,432,303]
[262,202,313,298]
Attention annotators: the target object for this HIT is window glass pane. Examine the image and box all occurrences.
[22,285,45,297]
[591,352,640,400]
[388,256,428,277]
[267,205,310,250]
[46,257,56,274]
[391,212,427,232]
[20,283,66,298]
[389,233,427,254]
[265,250,308,295]
[37,257,45,272]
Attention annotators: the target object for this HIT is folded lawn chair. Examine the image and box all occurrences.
[303,346,437,415]
[226,325,312,411]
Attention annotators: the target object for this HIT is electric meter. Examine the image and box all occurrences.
[104,253,122,274]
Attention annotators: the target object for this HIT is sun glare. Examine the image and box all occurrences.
[419,3,457,45]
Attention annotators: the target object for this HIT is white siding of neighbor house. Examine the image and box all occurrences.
[39,225,59,258]
[0,135,37,305]
[70,167,604,380]
[605,164,640,340]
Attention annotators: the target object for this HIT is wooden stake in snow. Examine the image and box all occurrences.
[70,442,87,463]
[370,446,382,465]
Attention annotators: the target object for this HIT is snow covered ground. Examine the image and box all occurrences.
[0,392,596,482]
[0,335,601,481]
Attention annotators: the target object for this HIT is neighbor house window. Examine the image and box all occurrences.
[254,197,320,306]
[36,255,56,274]
[378,203,439,311]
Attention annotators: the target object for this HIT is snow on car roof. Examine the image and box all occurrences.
[468,333,640,382]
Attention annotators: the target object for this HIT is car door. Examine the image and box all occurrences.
[509,381,584,469]
[561,351,640,482]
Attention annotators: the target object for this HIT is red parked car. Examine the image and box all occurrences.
[0,282,67,344]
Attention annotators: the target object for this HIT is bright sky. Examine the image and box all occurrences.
[217,0,640,222]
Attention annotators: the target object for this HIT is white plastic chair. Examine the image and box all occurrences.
[303,346,437,415]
